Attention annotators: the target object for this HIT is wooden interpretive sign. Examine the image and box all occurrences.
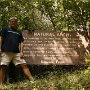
[22,30,90,65]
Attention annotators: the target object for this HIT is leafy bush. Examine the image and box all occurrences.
[2,65,90,90]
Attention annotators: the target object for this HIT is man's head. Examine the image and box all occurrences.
[9,17,18,29]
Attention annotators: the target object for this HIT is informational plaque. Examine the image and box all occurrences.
[22,30,90,65]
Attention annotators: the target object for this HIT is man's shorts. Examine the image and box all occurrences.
[0,52,26,66]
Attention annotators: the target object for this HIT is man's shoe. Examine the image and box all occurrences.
[30,80,34,83]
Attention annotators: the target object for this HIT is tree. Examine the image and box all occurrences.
[0,0,90,31]
[63,0,90,31]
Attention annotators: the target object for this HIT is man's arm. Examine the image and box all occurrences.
[0,36,2,54]
[19,42,24,58]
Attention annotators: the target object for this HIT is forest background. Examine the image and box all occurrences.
[0,0,90,31]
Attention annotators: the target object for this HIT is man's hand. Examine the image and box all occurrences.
[20,52,24,59]
[0,49,2,55]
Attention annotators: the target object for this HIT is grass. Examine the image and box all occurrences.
[2,65,90,90]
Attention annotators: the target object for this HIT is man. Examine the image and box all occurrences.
[0,17,33,84]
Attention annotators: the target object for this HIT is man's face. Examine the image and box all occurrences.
[10,19,17,28]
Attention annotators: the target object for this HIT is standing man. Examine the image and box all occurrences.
[0,17,33,84]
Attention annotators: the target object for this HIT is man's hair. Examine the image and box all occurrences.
[9,17,18,21]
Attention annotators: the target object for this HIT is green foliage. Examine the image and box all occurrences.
[85,54,90,74]
[85,54,90,62]
[2,66,90,90]
[0,0,90,31]
[63,0,90,31]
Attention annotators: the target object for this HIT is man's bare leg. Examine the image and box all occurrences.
[20,63,33,80]
[0,66,2,90]
[0,65,7,89]
[0,65,7,83]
